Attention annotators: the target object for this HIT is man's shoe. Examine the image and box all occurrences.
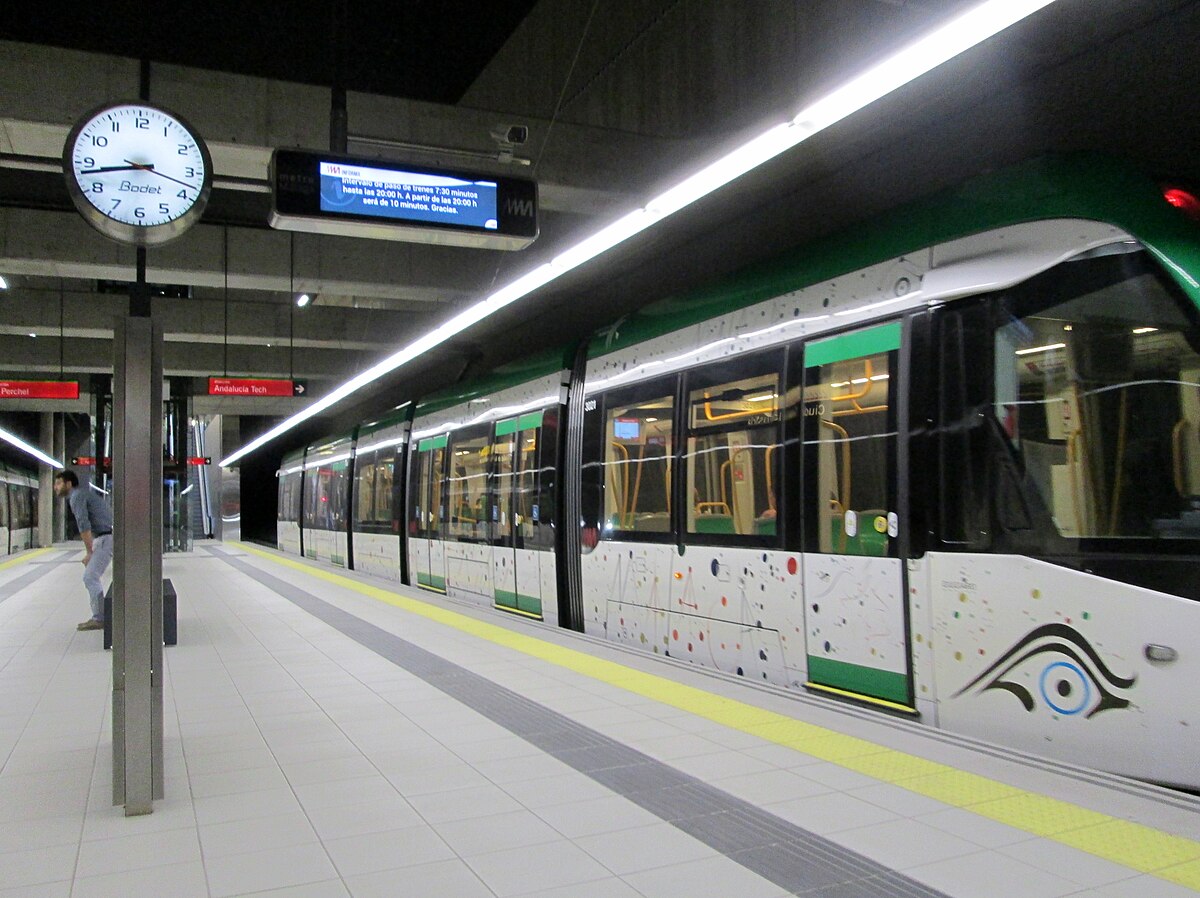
[77,619,104,631]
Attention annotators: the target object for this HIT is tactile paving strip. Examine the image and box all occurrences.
[213,547,950,898]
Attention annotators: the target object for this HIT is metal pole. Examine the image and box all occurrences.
[111,312,164,814]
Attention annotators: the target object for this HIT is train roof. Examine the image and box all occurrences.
[587,153,1200,359]
[412,345,576,419]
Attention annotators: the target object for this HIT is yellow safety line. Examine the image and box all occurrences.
[0,546,54,572]
[233,542,1200,890]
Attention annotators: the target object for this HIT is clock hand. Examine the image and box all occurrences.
[78,164,147,174]
[124,159,197,191]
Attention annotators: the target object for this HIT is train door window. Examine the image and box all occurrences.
[684,350,784,542]
[375,454,396,524]
[302,466,321,529]
[0,483,8,530]
[287,473,302,522]
[515,410,549,548]
[410,436,447,537]
[491,422,516,547]
[328,461,350,531]
[601,378,677,539]
[447,425,490,541]
[355,458,376,526]
[803,322,899,556]
[993,244,1200,540]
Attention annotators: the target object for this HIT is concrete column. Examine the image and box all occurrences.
[38,413,54,548]
[111,315,164,815]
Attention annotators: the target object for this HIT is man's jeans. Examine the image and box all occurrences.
[84,534,113,621]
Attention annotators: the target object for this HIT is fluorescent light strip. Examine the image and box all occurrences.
[1015,342,1066,356]
[0,425,63,468]
[219,0,1058,468]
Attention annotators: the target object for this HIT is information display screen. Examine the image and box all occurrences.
[270,149,537,250]
[613,419,641,441]
[319,162,499,230]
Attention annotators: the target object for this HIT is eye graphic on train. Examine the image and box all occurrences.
[953,623,1135,718]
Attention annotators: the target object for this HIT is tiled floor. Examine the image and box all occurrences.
[0,542,1197,897]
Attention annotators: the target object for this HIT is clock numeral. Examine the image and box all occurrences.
[110,199,121,210]
[178,143,190,155]
[135,117,149,130]
[134,207,146,219]
[111,121,119,132]
[159,203,170,215]
[91,182,103,194]
[163,126,169,137]
[83,156,95,168]
[185,167,196,178]
[177,190,188,199]
[90,135,108,147]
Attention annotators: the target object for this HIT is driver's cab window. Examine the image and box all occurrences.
[995,243,1200,538]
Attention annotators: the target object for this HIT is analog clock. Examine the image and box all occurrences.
[62,102,213,247]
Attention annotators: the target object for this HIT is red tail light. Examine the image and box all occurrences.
[1163,186,1200,221]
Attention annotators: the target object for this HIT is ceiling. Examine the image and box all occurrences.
[2,0,1200,462]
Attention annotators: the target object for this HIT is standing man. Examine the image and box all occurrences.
[53,470,113,631]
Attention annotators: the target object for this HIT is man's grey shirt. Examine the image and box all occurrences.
[68,487,113,535]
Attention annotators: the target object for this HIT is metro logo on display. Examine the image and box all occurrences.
[208,377,303,398]
[0,380,80,400]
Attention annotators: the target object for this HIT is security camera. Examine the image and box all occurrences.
[491,124,528,146]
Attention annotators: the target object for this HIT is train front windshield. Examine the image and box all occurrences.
[992,244,1200,540]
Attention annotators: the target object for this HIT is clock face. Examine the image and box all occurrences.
[63,102,213,246]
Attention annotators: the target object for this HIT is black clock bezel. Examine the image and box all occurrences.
[62,100,213,248]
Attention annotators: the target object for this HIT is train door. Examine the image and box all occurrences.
[0,477,9,556]
[491,420,517,611]
[801,320,914,710]
[412,435,447,592]
[491,414,545,618]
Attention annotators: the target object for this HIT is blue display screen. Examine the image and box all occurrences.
[318,161,499,230]
[613,418,640,440]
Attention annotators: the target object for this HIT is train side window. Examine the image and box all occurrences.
[683,350,784,543]
[446,425,490,542]
[993,245,1200,539]
[601,380,676,540]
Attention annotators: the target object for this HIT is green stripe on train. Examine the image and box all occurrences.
[806,656,909,705]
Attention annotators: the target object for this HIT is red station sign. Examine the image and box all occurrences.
[0,380,80,400]
[208,377,295,398]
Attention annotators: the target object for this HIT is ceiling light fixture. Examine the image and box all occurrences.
[219,0,1059,468]
[0,275,8,289]
[0,424,63,468]
[296,293,311,307]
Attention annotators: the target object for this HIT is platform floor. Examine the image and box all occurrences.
[0,541,1198,898]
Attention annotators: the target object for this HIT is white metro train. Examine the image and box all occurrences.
[0,463,39,556]
[279,155,1200,789]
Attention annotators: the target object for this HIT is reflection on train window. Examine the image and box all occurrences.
[304,460,349,532]
[515,425,539,544]
[355,461,376,523]
[353,449,398,528]
[375,460,394,522]
[995,249,1200,538]
[277,471,302,522]
[447,427,490,541]
[490,415,547,548]
[410,441,446,537]
[604,394,674,535]
[685,357,782,540]
[805,342,896,556]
